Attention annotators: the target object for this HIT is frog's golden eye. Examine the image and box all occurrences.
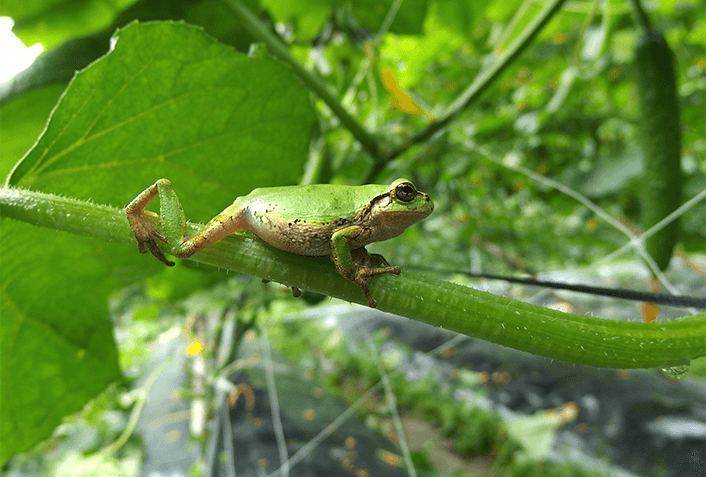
[394,182,417,202]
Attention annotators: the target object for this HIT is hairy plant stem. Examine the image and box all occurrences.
[2,186,704,369]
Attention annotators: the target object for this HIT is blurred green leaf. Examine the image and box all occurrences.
[0,32,111,104]
[432,0,487,41]
[2,0,140,50]
[579,147,643,197]
[505,409,564,465]
[260,0,332,38]
[380,29,465,90]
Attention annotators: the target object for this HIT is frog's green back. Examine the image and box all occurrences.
[243,183,390,222]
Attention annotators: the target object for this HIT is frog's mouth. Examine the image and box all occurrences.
[391,206,433,221]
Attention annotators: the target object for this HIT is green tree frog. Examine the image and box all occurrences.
[126,179,434,307]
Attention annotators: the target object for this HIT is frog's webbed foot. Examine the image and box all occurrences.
[126,209,175,267]
[338,248,401,308]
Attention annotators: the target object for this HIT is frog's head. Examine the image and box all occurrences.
[365,179,434,238]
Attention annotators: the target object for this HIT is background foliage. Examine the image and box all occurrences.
[0,0,704,468]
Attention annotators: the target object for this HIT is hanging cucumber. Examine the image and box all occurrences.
[635,27,683,271]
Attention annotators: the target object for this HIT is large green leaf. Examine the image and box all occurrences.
[0,84,65,180]
[8,20,315,221]
[0,221,164,463]
[1,20,315,462]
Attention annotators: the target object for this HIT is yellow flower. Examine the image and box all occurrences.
[186,340,203,356]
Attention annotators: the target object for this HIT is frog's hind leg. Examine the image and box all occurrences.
[126,179,249,264]
[126,179,176,266]
[174,201,249,258]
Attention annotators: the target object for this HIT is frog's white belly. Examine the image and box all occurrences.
[244,206,346,256]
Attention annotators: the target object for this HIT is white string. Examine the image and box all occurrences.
[366,335,417,477]
[261,327,290,477]
[268,332,469,476]
[464,141,681,294]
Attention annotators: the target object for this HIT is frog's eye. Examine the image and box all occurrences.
[394,182,417,202]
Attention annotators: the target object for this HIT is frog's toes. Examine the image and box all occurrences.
[361,265,400,279]
[147,240,175,267]
[136,234,174,266]
[354,278,377,308]
[127,212,174,266]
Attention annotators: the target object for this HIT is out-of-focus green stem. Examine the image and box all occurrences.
[630,0,653,32]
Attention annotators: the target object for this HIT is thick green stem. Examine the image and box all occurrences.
[1,186,704,369]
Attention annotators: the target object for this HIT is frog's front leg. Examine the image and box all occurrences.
[329,226,401,308]
[126,179,247,266]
